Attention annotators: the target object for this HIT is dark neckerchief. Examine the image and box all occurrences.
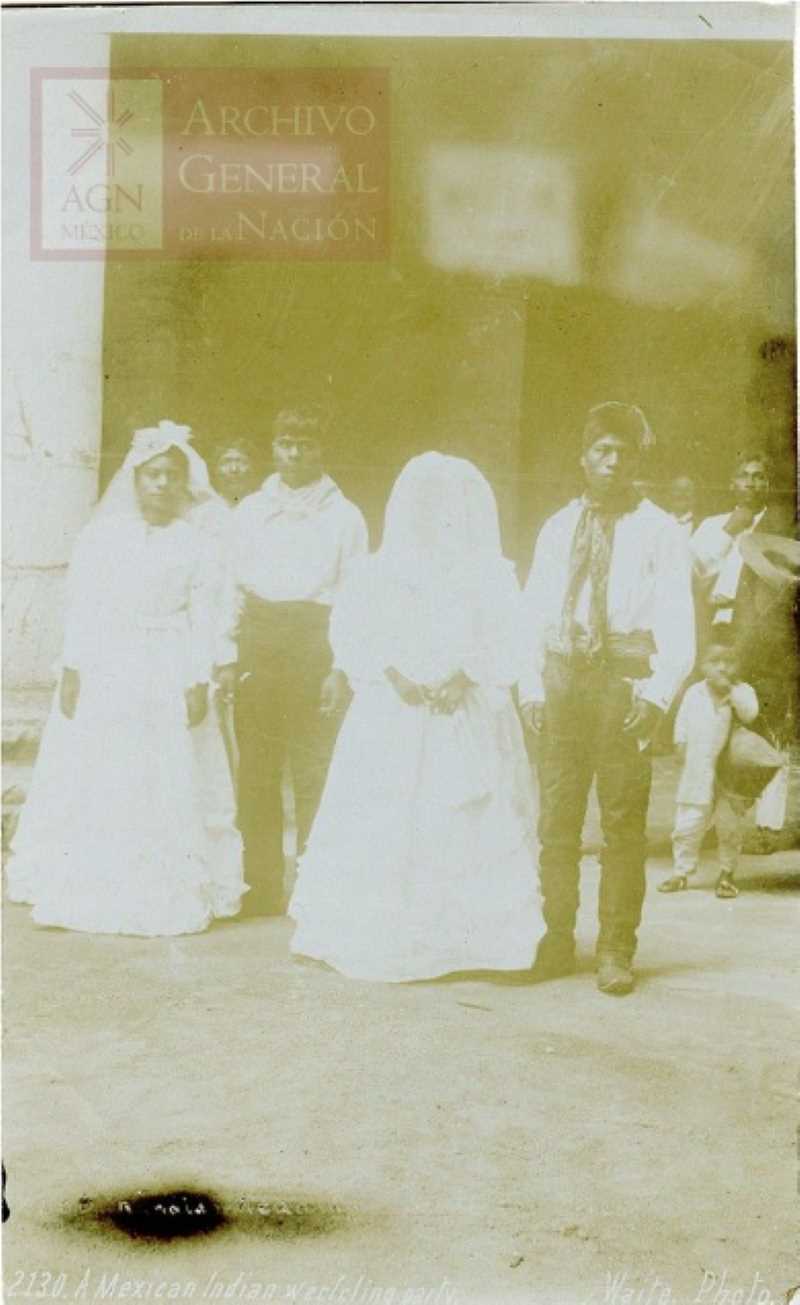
[559,488,643,655]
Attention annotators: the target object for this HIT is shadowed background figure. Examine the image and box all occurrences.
[691,451,798,840]
[208,438,263,509]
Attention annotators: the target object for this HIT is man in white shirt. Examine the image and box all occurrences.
[690,452,770,630]
[691,452,795,837]
[217,407,368,915]
[666,474,697,537]
[519,402,695,995]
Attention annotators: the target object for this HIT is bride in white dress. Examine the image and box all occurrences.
[6,421,246,936]
[289,452,543,981]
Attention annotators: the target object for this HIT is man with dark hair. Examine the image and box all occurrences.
[519,402,695,995]
[666,474,697,536]
[217,406,368,915]
[691,451,772,633]
[209,438,261,508]
[692,451,797,840]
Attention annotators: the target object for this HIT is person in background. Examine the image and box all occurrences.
[217,407,369,916]
[188,439,263,844]
[666,475,697,536]
[729,530,799,848]
[690,452,772,636]
[690,452,795,842]
[519,402,695,996]
[209,438,262,509]
[658,640,758,900]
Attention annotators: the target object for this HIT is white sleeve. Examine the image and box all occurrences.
[730,682,759,725]
[214,504,253,667]
[518,518,561,705]
[637,519,696,712]
[334,506,369,596]
[690,515,734,583]
[212,515,242,668]
[186,534,219,686]
[329,557,387,684]
[673,687,693,745]
[214,575,241,668]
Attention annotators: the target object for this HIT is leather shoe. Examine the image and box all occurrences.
[596,953,634,996]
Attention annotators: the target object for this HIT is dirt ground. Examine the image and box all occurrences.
[3,757,799,1305]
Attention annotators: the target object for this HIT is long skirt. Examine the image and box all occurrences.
[6,628,245,937]
[289,682,543,981]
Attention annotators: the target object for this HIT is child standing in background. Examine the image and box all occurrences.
[658,641,758,900]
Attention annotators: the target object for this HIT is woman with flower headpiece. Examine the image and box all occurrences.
[6,421,247,936]
[289,452,544,982]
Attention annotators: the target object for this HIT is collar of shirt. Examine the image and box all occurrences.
[727,506,767,532]
[256,472,340,521]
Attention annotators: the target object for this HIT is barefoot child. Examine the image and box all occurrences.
[658,641,757,900]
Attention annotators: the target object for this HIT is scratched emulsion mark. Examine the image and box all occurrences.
[61,1189,348,1243]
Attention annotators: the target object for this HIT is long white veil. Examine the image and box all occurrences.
[379,451,507,585]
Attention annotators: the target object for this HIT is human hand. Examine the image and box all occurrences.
[622,697,663,744]
[59,667,80,720]
[385,667,425,706]
[214,664,238,705]
[725,505,757,537]
[520,701,545,735]
[185,683,209,728]
[320,668,349,718]
[429,670,472,715]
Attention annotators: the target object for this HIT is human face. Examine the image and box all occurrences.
[134,450,187,524]
[668,476,695,517]
[732,460,769,512]
[272,426,323,488]
[702,647,737,696]
[215,446,254,503]
[581,434,638,502]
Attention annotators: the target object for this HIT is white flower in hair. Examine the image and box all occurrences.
[99,418,209,517]
[128,419,193,465]
[156,419,193,445]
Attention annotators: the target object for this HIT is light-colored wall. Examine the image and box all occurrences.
[3,21,108,719]
[2,3,793,733]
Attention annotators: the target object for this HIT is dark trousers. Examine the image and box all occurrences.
[537,652,653,960]
[235,599,339,912]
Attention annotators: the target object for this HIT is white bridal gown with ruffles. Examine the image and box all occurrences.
[6,512,246,936]
[290,455,544,981]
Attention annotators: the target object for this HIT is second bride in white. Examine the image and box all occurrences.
[289,452,544,981]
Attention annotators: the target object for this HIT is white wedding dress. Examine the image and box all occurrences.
[289,454,543,981]
[6,511,246,936]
